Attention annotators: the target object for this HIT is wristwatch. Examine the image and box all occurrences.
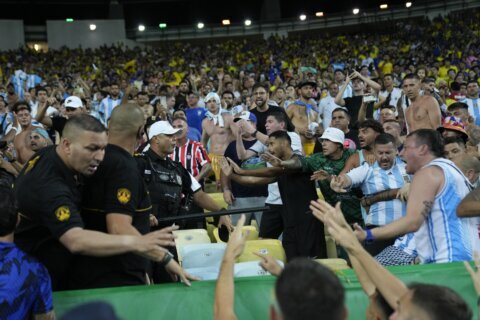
[159,251,174,266]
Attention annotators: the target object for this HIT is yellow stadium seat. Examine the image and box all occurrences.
[238,240,286,263]
[213,225,259,243]
[315,258,350,272]
[173,229,211,263]
[205,193,227,212]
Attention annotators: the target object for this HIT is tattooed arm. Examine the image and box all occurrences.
[360,166,442,241]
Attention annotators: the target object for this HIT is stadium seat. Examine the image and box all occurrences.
[184,266,220,281]
[315,258,350,271]
[234,260,285,278]
[173,229,211,262]
[237,240,286,263]
[213,225,259,243]
[205,193,228,211]
[180,243,227,269]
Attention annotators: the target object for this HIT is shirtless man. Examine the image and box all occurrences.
[286,80,319,155]
[201,92,236,183]
[13,102,42,164]
[403,74,441,132]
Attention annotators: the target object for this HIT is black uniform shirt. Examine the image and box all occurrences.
[14,145,84,290]
[70,144,152,289]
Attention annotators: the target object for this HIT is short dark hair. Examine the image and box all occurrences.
[136,91,148,97]
[403,73,420,82]
[444,136,466,148]
[374,133,396,146]
[448,102,468,111]
[268,130,292,145]
[0,187,17,237]
[407,129,444,157]
[408,283,472,320]
[64,114,106,135]
[383,73,393,79]
[467,79,479,87]
[13,101,31,113]
[359,119,384,134]
[332,107,351,119]
[267,110,296,132]
[221,91,234,99]
[276,259,345,320]
[36,86,48,95]
[252,83,268,93]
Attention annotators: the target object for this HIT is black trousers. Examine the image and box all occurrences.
[259,203,284,239]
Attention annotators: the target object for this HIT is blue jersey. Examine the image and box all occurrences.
[0,242,53,319]
[185,107,207,134]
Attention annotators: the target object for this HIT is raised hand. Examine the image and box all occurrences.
[261,152,282,167]
[330,175,348,193]
[253,252,283,277]
[310,169,331,181]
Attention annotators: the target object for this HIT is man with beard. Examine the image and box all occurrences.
[403,74,442,132]
[331,133,409,255]
[12,102,43,164]
[287,80,319,155]
[340,119,384,174]
[136,91,154,120]
[99,83,122,125]
[250,84,292,135]
[318,82,341,130]
[29,128,52,152]
[175,80,190,110]
[221,91,235,112]
[201,92,236,184]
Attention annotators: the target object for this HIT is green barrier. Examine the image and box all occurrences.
[54,262,478,319]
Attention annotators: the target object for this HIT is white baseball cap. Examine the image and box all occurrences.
[64,96,83,108]
[148,121,182,139]
[320,127,345,144]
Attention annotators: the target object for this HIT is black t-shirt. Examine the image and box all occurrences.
[70,144,151,289]
[344,96,363,128]
[51,116,67,135]
[14,146,84,290]
[223,139,268,198]
[251,105,291,135]
[277,155,318,227]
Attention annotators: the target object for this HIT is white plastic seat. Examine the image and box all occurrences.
[181,243,227,269]
[234,261,285,278]
[184,266,220,281]
[173,229,211,262]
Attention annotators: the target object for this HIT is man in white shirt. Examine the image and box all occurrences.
[318,83,341,130]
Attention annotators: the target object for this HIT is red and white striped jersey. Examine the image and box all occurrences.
[169,139,210,177]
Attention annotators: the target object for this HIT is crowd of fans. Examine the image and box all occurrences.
[1,7,480,320]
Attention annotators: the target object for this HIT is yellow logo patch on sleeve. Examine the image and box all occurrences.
[55,206,71,222]
[25,155,40,173]
[117,188,131,204]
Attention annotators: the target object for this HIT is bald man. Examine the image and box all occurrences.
[71,103,194,289]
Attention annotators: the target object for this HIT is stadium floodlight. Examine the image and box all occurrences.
[244,19,252,26]
[159,23,167,29]
[353,8,360,14]
[299,14,307,21]
[380,4,388,9]
[315,12,324,17]
[197,22,204,29]
[89,24,97,31]
[222,19,231,26]
[66,18,74,22]
[138,25,145,32]
[406,2,412,7]
[34,44,40,51]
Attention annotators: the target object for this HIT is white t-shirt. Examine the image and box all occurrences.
[318,95,341,129]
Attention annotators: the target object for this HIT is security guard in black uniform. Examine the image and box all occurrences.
[137,120,233,231]
[69,104,195,289]
[14,114,171,291]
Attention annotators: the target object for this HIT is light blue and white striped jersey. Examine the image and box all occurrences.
[26,74,42,90]
[393,233,417,257]
[416,158,474,263]
[99,96,121,125]
[461,97,480,126]
[347,157,407,226]
[9,75,25,99]
[0,112,13,139]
